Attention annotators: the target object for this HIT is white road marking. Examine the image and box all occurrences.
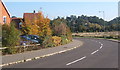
[99,42,101,44]
[66,40,104,66]
[101,44,103,46]
[66,56,86,66]
[91,41,103,55]
[100,45,103,49]
[91,50,99,55]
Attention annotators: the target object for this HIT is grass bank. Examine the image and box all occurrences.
[72,31,120,40]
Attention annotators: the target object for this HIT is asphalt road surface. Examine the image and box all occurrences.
[3,38,118,68]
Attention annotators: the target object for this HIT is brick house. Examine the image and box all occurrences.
[11,18,24,29]
[0,0,10,25]
[23,11,43,25]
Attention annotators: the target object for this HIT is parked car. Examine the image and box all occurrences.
[20,35,41,45]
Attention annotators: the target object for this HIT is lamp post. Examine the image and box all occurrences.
[99,11,106,38]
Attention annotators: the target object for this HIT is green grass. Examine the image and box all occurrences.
[72,35,120,40]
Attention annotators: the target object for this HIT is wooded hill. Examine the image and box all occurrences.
[52,15,120,32]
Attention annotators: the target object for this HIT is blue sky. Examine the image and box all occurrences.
[5,2,118,21]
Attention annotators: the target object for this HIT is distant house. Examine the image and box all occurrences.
[23,11,42,25]
[11,18,24,29]
[0,0,10,25]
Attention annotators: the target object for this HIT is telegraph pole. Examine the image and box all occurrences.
[99,11,106,38]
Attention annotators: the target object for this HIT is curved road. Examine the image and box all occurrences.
[3,38,118,68]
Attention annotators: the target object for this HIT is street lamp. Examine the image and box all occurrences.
[99,11,106,38]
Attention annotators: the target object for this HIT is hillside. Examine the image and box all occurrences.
[52,15,119,32]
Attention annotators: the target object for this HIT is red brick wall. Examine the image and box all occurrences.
[0,1,10,25]
[0,1,2,24]
[24,13,43,25]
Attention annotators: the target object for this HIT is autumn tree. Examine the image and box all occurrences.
[51,18,72,44]
[36,12,52,37]
[21,11,52,47]
[21,23,39,35]
[21,11,52,36]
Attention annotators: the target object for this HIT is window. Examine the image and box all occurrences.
[19,22,22,29]
[3,16,7,24]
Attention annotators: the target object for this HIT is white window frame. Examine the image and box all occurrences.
[3,16,7,24]
[19,22,22,29]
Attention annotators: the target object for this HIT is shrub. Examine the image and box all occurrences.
[2,47,18,54]
[61,35,68,45]
[52,36,61,46]
[42,36,55,48]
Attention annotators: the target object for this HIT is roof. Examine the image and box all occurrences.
[11,18,24,24]
[1,0,11,17]
[11,18,23,20]
[23,12,43,24]
[23,13,42,17]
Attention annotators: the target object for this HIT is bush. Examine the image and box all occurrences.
[2,47,18,54]
[61,35,68,45]
[42,36,55,48]
[66,26,72,42]
[52,36,61,46]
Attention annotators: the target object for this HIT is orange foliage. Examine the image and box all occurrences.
[52,36,61,46]
[36,12,52,36]
[22,11,52,36]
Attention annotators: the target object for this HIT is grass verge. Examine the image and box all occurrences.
[72,35,120,40]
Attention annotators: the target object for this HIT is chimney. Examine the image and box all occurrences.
[33,10,35,14]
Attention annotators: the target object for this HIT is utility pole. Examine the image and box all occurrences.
[99,11,106,38]
[118,1,120,17]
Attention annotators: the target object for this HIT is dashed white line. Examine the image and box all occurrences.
[101,44,103,46]
[66,56,86,66]
[99,42,101,44]
[99,46,103,49]
[91,49,99,55]
[66,40,104,66]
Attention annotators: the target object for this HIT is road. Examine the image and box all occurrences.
[3,38,118,68]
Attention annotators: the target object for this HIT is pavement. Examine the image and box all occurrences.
[2,38,118,68]
[1,39,83,67]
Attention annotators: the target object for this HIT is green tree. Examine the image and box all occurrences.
[2,23,21,47]
[2,23,21,54]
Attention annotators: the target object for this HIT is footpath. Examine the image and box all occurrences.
[1,39,83,67]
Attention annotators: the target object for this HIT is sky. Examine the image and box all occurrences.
[4,2,118,21]
[3,0,119,2]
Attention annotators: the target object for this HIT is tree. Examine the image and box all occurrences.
[65,15,119,32]
[11,16,17,18]
[36,12,52,37]
[51,19,67,36]
[21,12,52,36]
[2,23,21,47]
[51,18,72,43]
[2,24,10,47]
[21,23,39,35]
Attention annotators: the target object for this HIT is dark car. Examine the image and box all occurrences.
[20,35,41,45]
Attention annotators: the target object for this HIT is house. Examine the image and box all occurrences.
[23,11,43,25]
[0,0,10,25]
[11,18,24,29]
